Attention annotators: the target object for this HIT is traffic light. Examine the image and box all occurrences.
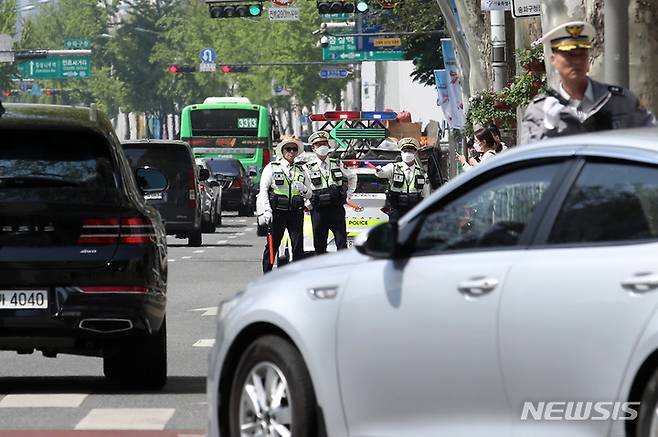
[208,1,263,18]
[168,64,196,74]
[317,1,356,14]
[356,1,369,12]
[220,65,250,73]
[44,89,63,96]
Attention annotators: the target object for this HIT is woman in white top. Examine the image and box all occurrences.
[457,128,497,170]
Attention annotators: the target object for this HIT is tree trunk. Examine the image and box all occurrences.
[453,0,491,95]
[629,0,658,114]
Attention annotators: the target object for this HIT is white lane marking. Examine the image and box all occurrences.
[235,232,245,236]
[193,339,216,348]
[75,408,175,430]
[0,394,87,408]
[244,227,254,232]
[237,219,246,223]
[228,235,237,239]
[168,259,176,262]
[189,306,218,316]
[216,240,227,244]
[193,250,204,253]
[181,256,192,259]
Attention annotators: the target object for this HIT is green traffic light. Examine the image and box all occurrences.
[356,1,369,12]
[249,5,261,16]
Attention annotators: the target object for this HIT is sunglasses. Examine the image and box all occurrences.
[283,147,298,153]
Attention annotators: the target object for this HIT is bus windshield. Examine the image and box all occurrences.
[190,109,259,137]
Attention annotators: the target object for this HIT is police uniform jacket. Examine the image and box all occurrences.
[521,78,656,145]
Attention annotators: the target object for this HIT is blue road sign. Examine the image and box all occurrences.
[200,48,217,64]
[319,69,349,79]
[31,83,42,97]
[19,82,29,92]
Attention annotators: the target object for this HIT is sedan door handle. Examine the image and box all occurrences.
[621,273,658,293]
[458,277,499,297]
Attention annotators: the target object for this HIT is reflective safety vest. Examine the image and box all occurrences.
[307,158,345,190]
[388,162,426,194]
[269,160,306,211]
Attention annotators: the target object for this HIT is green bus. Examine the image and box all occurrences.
[179,97,278,187]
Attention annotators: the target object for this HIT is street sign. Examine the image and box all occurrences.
[512,0,540,17]
[200,48,217,63]
[319,68,349,79]
[64,38,91,50]
[268,6,300,21]
[373,37,401,47]
[320,13,353,21]
[18,56,91,79]
[272,80,289,96]
[481,0,511,10]
[323,49,403,62]
[199,62,216,72]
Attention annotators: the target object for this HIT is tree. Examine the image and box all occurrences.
[0,0,17,92]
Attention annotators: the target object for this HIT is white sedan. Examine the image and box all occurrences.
[208,127,658,437]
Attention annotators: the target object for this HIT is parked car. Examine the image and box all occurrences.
[197,159,223,231]
[0,103,168,389]
[208,127,658,437]
[204,158,256,217]
[121,139,206,246]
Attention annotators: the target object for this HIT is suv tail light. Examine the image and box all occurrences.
[262,147,271,168]
[189,168,197,208]
[77,217,155,245]
[230,178,244,189]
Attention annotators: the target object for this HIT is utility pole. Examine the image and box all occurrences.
[353,62,362,110]
[491,10,507,91]
[604,0,629,88]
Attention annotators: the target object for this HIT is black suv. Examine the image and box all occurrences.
[0,103,169,389]
[122,140,204,246]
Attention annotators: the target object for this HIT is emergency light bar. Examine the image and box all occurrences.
[308,111,398,121]
[343,159,389,169]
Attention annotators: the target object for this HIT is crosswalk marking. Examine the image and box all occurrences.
[228,235,237,239]
[193,339,215,348]
[181,256,192,259]
[235,232,245,236]
[75,408,175,430]
[216,240,227,244]
[244,227,254,232]
[193,250,204,253]
[0,394,87,408]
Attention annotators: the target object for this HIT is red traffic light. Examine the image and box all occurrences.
[3,90,10,97]
[222,65,231,74]
[168,65,179,74]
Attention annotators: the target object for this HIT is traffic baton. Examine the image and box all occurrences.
[346,201,364,212]
[364,161,378,170]
[267,226,275,266]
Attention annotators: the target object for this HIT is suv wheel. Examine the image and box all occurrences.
[228,335,317,437]
[103,318,167,390]
[188,229,202,247]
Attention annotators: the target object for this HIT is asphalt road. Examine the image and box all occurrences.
[0,213,262,433]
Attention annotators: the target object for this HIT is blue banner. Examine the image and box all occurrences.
[440,38,466,130]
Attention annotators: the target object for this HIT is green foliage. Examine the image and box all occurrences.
[466,89,515,130]
[0,0,18,91]
[516,45,544,69]
[504,71,546,107]
[379,0,447,86]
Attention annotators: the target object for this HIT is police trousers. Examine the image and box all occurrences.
[262,209,304,273]
[311,204,347,255]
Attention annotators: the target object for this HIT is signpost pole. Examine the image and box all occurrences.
[353,62,362,110]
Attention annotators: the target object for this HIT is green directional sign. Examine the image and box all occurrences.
[18,56,91,79]
[323,47,404,62]
[64,38,91,50]
[330,120,388,149]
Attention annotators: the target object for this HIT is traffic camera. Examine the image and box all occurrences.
[206,1,263,18]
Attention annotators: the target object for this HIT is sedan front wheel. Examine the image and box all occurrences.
[228,335,317,437]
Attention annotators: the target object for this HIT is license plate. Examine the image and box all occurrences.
[346,237,354,248]
[144,192,164,200]
[0,290,48,309]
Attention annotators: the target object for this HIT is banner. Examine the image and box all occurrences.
[434,70,453,127]
[440,38,466,130]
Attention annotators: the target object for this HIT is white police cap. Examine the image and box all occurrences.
[540,21,595,52]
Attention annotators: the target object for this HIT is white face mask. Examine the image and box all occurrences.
[315,145,330,157]
[401,152,416,164]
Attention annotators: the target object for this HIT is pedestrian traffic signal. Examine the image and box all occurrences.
[220,65,250,73]
[317,1,356,14]
[168,64,196,74]
[208,1,263,18]
[356,1,369,12]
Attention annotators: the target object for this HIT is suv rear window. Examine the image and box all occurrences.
[123,144,193,189]
[206,159,243,176]
[0,129,118,204]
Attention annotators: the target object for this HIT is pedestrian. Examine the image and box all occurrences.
[457,128,498,170]
[304,130,357,255]
[521,21,656,144]
[375,137,430,221]
[256,137,313,273]
[487,124,508,151]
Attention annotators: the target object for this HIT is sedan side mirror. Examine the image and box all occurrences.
[136,167,168,193]
[199,168,210,182]
[355,222,399,258]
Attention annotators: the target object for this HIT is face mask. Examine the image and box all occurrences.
[401,152,416,164]
[473,143,482,152]
[315,145,330,157]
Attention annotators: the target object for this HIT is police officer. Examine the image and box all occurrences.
[375,137,430,221]
[257,138,312,273]
[305,131,357,254]
[521,21,656,144]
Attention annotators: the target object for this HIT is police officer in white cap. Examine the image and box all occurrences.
[375,137,430,221]
[304,130,357,254]
[257,137,313,273]
[521,21,655,144]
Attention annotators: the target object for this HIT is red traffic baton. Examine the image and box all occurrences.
[364,161,378,170]
[345,201,364,212]
[267,228,275,266]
